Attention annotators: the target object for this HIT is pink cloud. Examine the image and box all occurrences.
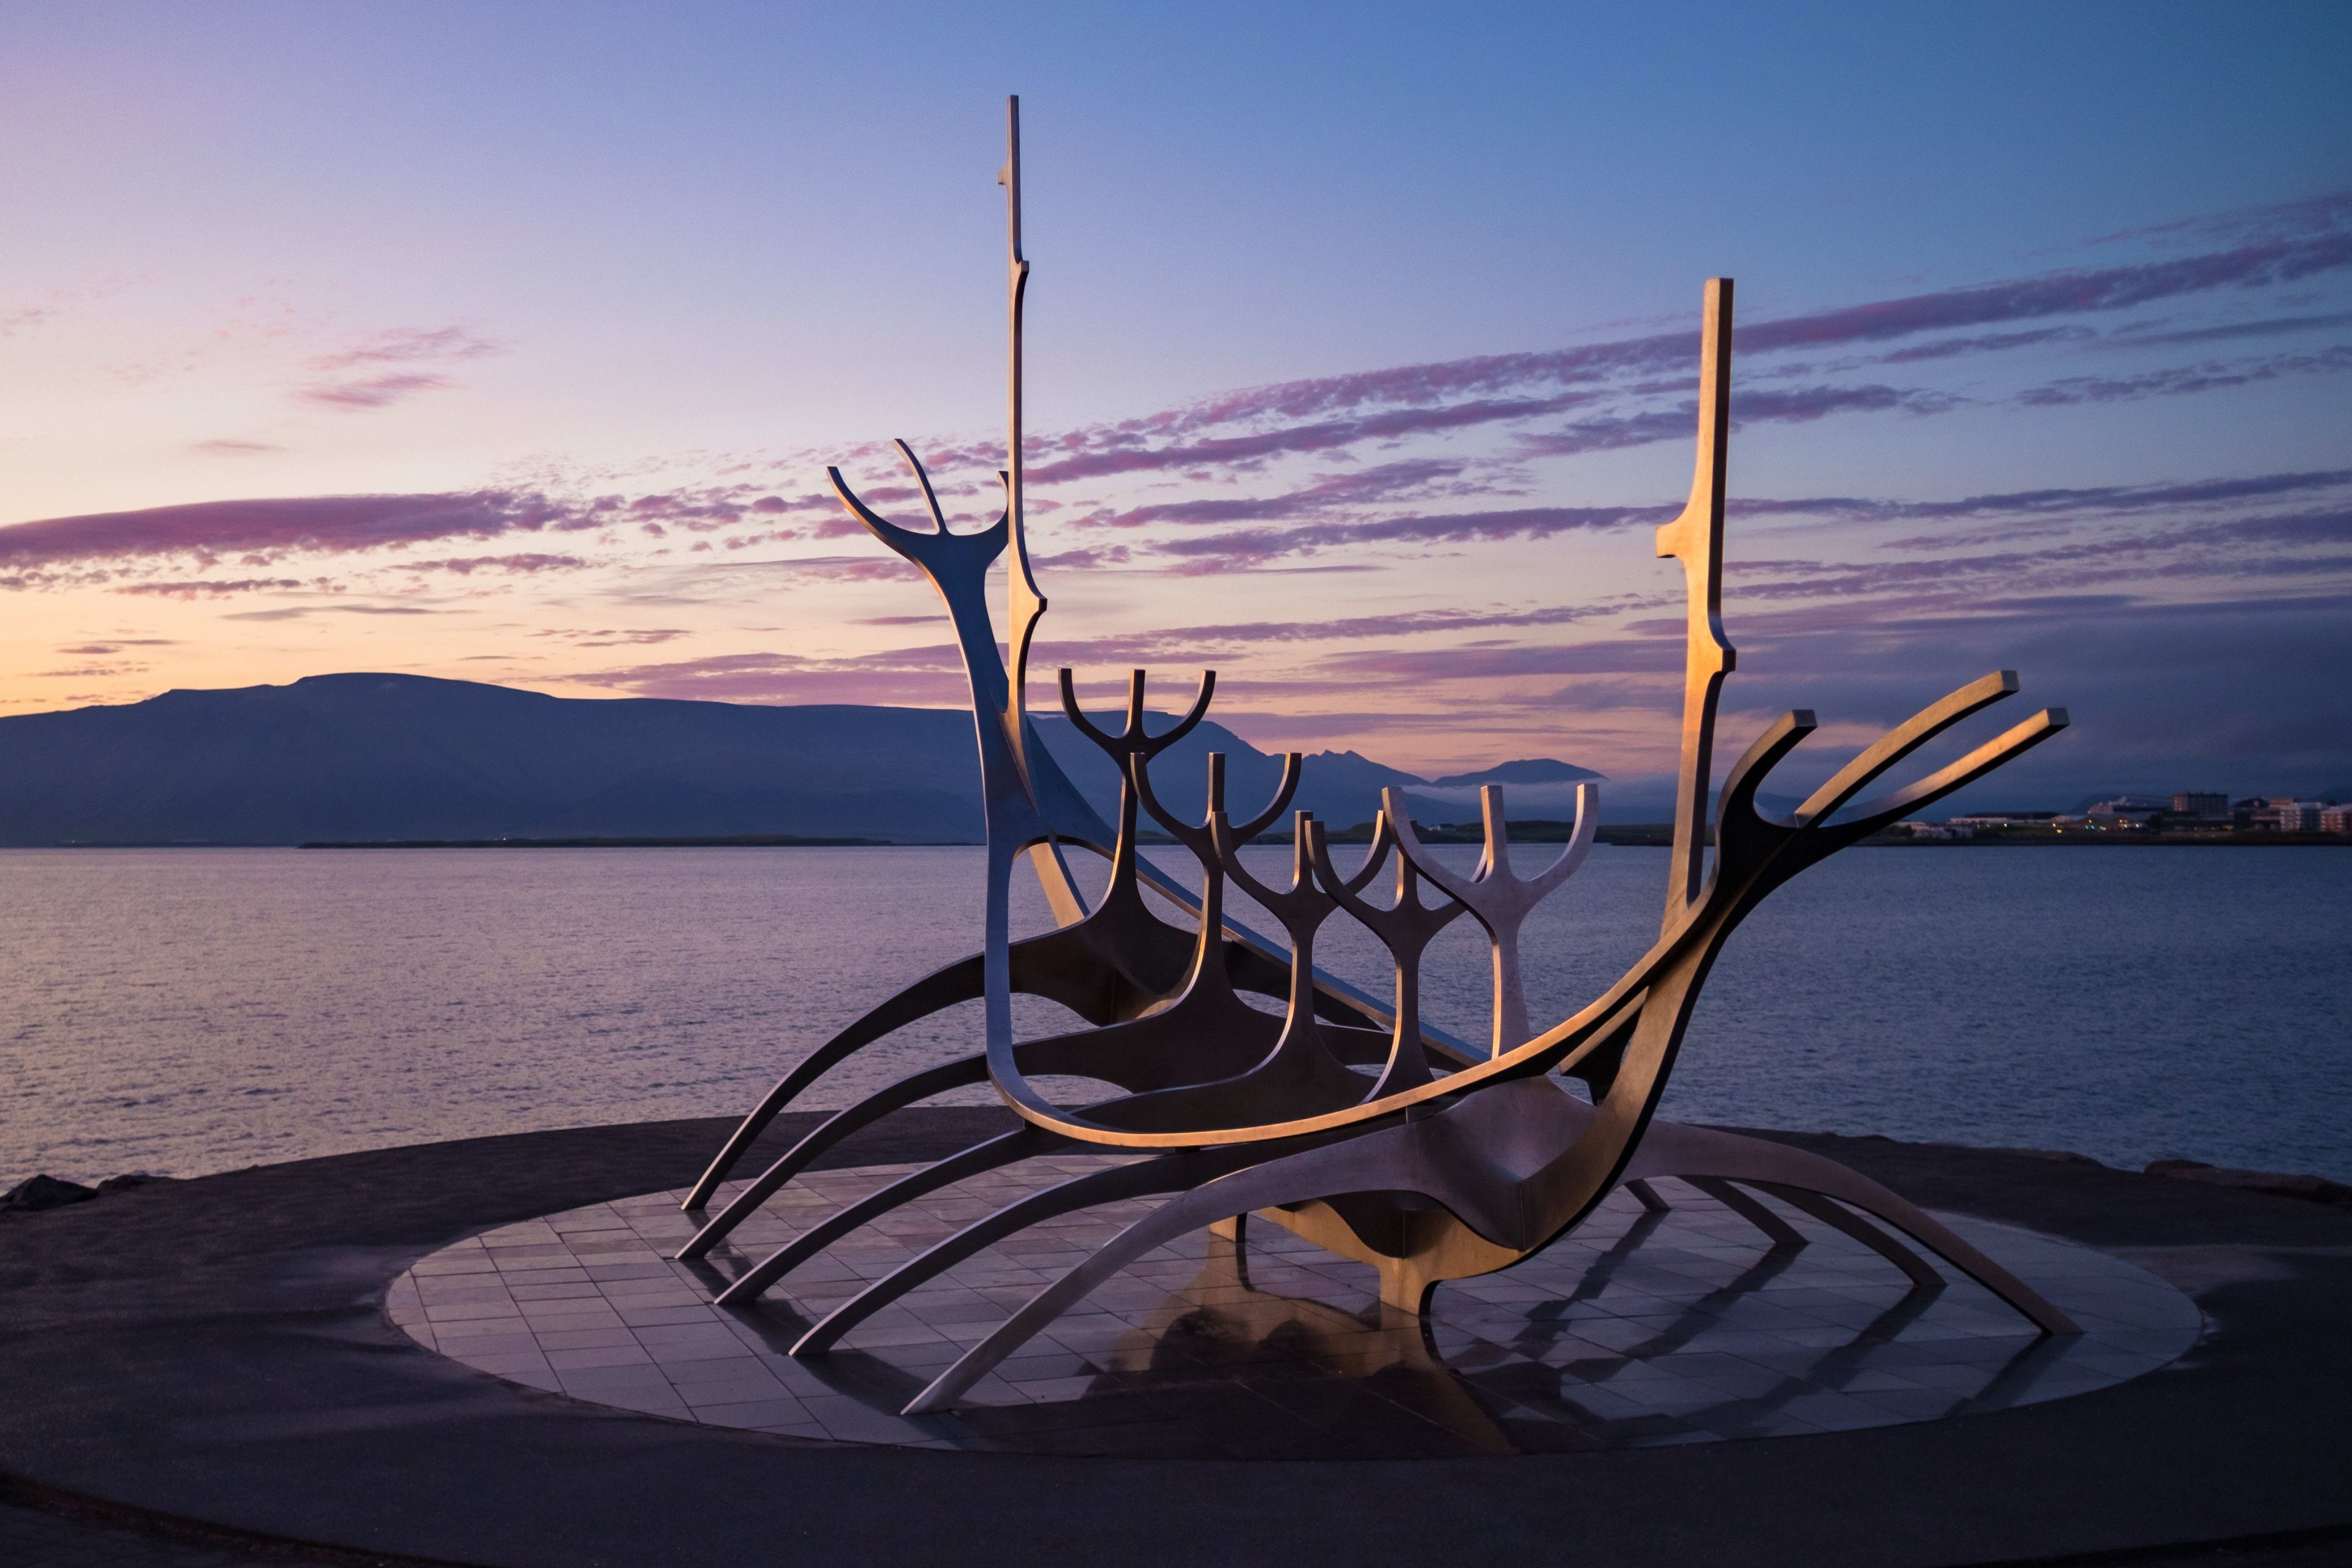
[1878,327,2095,363]
[2016,344,2352,407]
[298,372,452,409]
[309,325,500,372]
[583,646,968,706]
[1027,396,1601,489]
[393,552,589,575]
[1036,602,1640,667]
[111,577,322,598]
[295,325,502,410]
[534,627,692,647]
[1148,503,1678,571]
[0,491,575,573]
[1315,641,1687,682]
[1076,459,1471,531]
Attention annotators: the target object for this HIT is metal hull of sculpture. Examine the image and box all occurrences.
[684,98,2081,1416]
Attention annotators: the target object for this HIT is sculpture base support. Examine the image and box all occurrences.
[1219,1200,1522,1315]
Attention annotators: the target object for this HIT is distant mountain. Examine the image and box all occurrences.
[0,673,1602,846]
[0,674,985,845]
[1035,733,1430,832]
[1427,758,1604,787]
[1400,756,1610,824]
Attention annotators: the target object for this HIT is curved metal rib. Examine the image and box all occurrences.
[680,1054,990,1260]
[686,978,1371,1266]
[684,909,1194,1219]
[900,1129,1449,1412]
[1792,670,2019,827]
[681,956,983,1210]
[1765,1187,1944,1291]
[791,1147,1269,1356]
[714,1127,1062,1305]
[1623,1119,2077,1333]
[1681,1176,1806,1250]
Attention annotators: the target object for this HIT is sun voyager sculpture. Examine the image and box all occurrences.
[679,99,2081,1415]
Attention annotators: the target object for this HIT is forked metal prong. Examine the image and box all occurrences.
[1794,670,2019,826]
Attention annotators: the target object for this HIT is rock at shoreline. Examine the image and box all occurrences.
[1,1170,175,1215]
[2145,1158,2352,1212]
[1980,1145,2105,1165]
[1,1174,97,1213]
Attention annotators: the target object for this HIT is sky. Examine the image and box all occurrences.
[3,0,2348,808]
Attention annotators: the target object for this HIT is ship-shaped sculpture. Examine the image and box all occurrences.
[680,99,2080,1415]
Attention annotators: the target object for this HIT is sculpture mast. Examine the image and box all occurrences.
[1653,278,1735,930]
[1000,96,1048,763]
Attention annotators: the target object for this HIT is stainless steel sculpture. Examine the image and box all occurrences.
[685,100,2080,1415]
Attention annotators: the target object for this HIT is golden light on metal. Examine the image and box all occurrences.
[685,102,2080,1416]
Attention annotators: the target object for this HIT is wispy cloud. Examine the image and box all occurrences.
[0,492,579,577]
[219,603,440,621]
[390,552,590,576]
[582,646,969,706]
[1,278,129,340]
[1041,602,1640,666]
[299,372,453,410]
[309,325,500,372]
[297,325,501,411]
[113,577,325,598]
[1030,211,2352,453]
[2016,344,2352,407]
[1152,505,1676,572]
[534,627,693,647]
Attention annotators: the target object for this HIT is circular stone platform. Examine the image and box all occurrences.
[391,1156,2199,1459]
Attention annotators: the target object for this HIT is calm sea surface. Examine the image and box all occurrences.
[1,845,2345,1185]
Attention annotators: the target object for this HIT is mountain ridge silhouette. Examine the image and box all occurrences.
[0,673,1600,846]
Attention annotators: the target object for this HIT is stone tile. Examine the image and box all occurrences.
[454,1349,556,1378]
[434,1330,543,1357]
[680,1376,794,1409]
[555,1359,675,1390]
[617,1303,722,1329]
[533,1327,641,1351]
[423,1301,522,1324]
[545,1344,654,1371]
[693,1396,813,1428]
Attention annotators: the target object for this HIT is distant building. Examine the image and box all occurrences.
[2264,800,2324,833]
[2173,792,2228,821]
[1898,821,1975,840]
[2322,805,2352,836]
[1948,812,2057,828]
[2087,797,2165,830]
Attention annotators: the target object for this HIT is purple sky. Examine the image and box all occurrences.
[2,2,2346,804]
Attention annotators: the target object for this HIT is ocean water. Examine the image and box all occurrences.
[0,845,2344,1185]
